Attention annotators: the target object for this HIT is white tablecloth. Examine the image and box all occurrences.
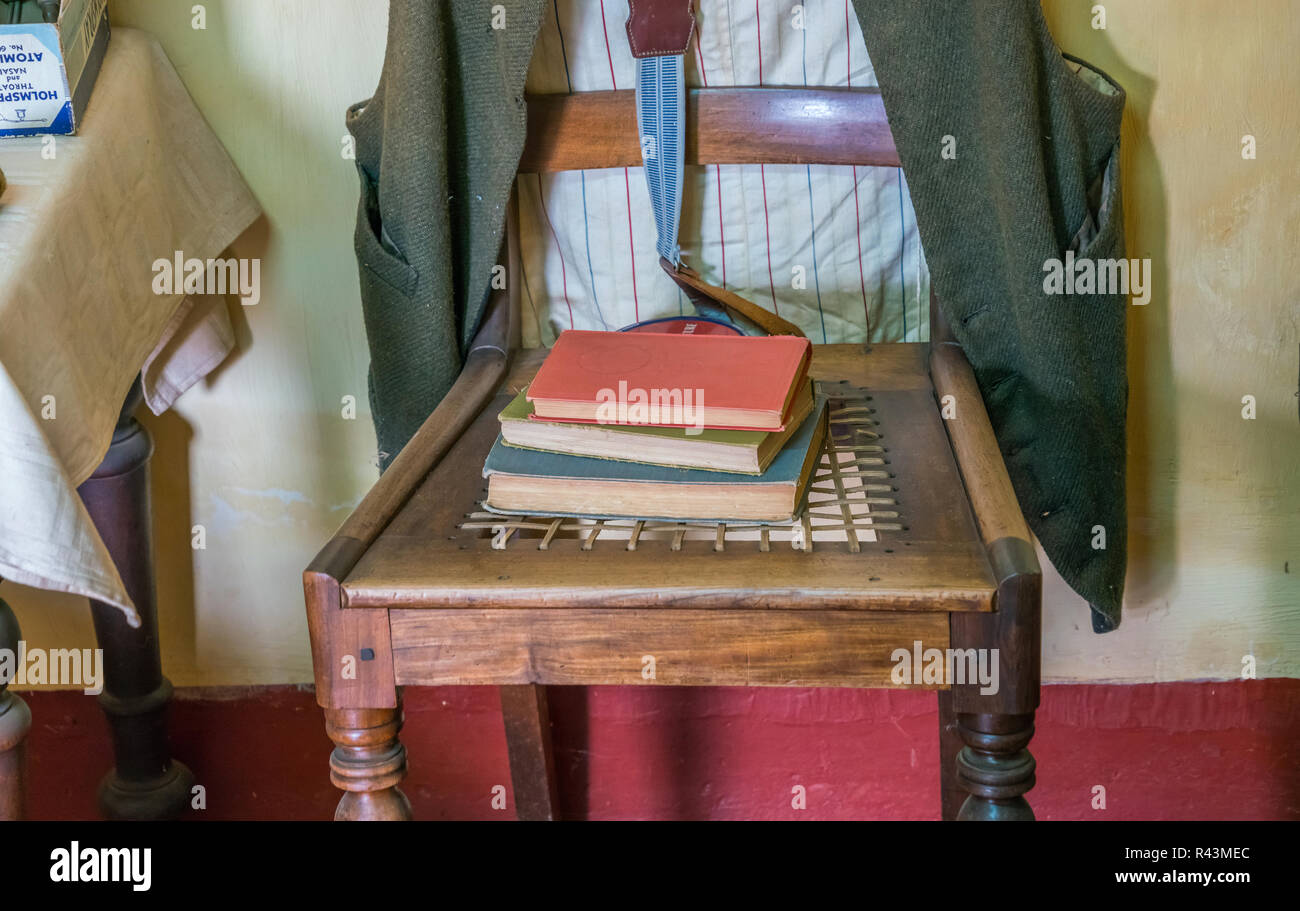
[0,28,261,625]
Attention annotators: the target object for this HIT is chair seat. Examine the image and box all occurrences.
[344,343,995,611]
[337,343,996,689]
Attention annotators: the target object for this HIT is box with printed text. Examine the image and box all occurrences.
[0,0,109,137]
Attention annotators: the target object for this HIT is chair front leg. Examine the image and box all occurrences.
[937,690,967,821]
[930,319,1044,821]
[304,555,407,820]
[955,711,1036,820]
[948,537,1042,821]
[326,701,411,821]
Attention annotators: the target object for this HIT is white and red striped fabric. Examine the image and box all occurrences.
[518,0,930,347]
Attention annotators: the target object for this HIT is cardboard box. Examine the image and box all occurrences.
[0,0,109,137]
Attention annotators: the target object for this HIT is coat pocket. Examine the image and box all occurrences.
[355,167,419,298]
[1068,141,1123,262]
[1063,143,1132,355]
[352,164,428,428]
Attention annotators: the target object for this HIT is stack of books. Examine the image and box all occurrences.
[481,330,828,523]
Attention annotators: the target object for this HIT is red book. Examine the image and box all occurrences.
[526,330,812,431]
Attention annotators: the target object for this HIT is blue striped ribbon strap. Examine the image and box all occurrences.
[635,54,685,267]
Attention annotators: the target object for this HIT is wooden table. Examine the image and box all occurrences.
[0,29,260,820]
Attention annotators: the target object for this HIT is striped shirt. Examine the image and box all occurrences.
[518,0,930,347]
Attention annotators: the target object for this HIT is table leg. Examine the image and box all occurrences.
[78,378,193,820]
[0,596,32,820]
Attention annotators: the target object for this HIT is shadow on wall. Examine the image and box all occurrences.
[142,247,260,676]
[121,0,377,676]
[1111,46,1177,617]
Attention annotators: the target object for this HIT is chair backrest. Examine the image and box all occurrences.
[499,86,920,351]
[519,86,898,173]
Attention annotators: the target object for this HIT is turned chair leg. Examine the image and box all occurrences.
[326,700,412,821]
[0,598,32,820]
[955,711,1036,820]
[78,378,192,820]
[937,690,967,821]
[947,537,1042,821]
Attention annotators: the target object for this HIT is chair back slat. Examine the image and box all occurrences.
[520,87,898,173]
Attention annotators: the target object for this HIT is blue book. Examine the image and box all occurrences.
[483,397,828,522]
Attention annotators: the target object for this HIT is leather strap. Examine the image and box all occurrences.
[636,56,686,265]
[659,258,806,338]
[625,0,696,58]
[629,1,800,340]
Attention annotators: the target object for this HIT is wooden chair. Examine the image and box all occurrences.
[303,86,1041,822]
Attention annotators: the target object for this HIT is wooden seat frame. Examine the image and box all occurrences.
[304,86,1042,822]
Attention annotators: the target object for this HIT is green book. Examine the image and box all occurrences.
[484,397,829,523]
[497,380,815,475]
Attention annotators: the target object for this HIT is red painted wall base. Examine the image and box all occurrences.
[20,679,1299,820]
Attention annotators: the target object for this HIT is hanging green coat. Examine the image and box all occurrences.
[345,0,1128,632]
